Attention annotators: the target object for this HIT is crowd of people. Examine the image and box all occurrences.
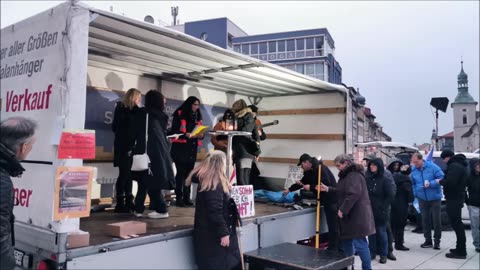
[1,88,479,270]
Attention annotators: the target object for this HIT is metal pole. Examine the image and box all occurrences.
[435,109,439,150]
[315,165,322,249]
[227,134,234,182]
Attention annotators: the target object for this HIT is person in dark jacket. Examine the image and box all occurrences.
[438,150,468,258]
[186,151,242,270]
[368,156,397,261]
[112,88,143,213]
[284,154,339,250]
[387,161,414,251]
[323,154,374,270]
[366,158,395,264]
[466,158,480,253]
[133,90,175,218]
[0,117,37,270]
[231,99,256,185]
[170,96,204,207]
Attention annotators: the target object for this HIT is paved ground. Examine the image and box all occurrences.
[353,225,479,269]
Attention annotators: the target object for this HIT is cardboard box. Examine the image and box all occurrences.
[105,221,147,237]
[67,231,90,249]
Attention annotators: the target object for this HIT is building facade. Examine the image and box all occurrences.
[168,18,342,84]
[451,61,479,152]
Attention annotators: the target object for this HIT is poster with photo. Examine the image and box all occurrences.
[54,167,94,221]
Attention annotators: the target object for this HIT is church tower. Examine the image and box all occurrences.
[451,61,478,152]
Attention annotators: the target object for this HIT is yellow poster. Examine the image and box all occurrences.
[54,167,94,221]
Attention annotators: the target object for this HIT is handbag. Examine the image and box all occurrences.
[131,113,151,171]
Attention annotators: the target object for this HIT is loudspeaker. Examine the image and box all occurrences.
[430,97,449,112]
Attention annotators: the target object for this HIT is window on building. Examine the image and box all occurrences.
[306,38,314,50]
[296,38,305,50]
[462,109,467,112]
[278,40,286,52]
[251,43,259,54]
[295,64,304,74]
[241,44,249,55]
[463,115,467,124]
[306,63,315,75]
[284,64,295,71]
[233,44,241,53]
[259,42,268,54]
[287,39,295,51]
[268,41,277,53]
[227,33,234,48]
[315,36,324,56]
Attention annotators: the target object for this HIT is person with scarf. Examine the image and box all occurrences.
[170,96,203,207]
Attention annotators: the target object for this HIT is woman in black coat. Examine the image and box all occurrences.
[387,160,414,251]
[112,88,143,213]
[366,158,395,264]
[133,90,175,218]
[186,151,242,270]
[170,96,203,207]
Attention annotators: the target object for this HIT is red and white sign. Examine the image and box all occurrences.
[231,185,255,218]
[58,130,96,159]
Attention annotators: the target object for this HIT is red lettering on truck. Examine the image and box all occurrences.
[13,188,33,207]
[5,84,52,112]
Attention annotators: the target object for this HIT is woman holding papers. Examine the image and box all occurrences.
[170,96,204,207]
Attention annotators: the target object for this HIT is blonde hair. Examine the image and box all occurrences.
[232,99,247,113]
[122,88,142,109]
[186,150,229,193]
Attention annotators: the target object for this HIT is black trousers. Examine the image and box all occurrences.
[116,155,133,198]
[324,203,338,250]
[174,159,195,203]
[446,199,466,254]
[133,176,161,213]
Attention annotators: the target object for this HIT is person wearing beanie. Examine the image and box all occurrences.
[436,150,468,259]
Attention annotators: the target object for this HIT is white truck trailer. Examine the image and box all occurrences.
[1,1,352,269]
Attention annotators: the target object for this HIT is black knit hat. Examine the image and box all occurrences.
[440,149,455,159]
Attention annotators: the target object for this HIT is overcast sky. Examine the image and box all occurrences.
[2,1,479,145]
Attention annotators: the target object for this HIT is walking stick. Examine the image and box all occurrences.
[315,165,322,249]
[237,220,245,270]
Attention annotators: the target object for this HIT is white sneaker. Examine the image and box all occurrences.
[133,211,144,218]
[147,211,169,219]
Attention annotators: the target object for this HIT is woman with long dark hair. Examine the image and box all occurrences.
[112,88,142,213]
[133,90,175,218]
[170,96,203,207]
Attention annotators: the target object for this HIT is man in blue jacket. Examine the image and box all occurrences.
[410,153,445,250]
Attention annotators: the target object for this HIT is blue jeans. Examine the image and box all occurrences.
[368,225,388,256]
[343,237,372,270]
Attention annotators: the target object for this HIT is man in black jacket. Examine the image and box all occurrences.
[438,150,468,259]
[0,117,37,270]
[285,153,339,250]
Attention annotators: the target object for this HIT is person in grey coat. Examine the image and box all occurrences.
[0,117,37,270]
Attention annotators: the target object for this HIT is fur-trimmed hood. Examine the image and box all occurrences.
[235,107,253,118]
[339,163,364,179]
